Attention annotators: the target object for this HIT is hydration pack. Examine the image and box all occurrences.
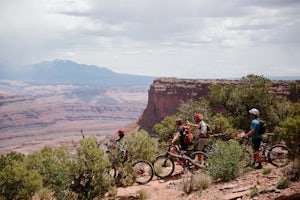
[258,119,266,135]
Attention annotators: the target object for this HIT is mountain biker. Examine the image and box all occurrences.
[116,129,125,143]
[169,118,193,165]
[245,108,263,169]
[105,129,126,152]
[187,113,209,153]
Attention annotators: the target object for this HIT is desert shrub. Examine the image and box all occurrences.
[249,186,259,198]
[153,97,212,146]
[263,168,272,175]
[275,100,300,161]
[69,136,115,199]
[0,159,43,200]
[287,160,300,181]
[0,151,25,171]
[24,145,71,199]
[192,173,212,190]
[209,74,291,131]
[177,97,212,122]
[182,176,193,194]
[206,140,248,182]
[36,187,54,200]
[136,189,150,199]
[182,172,212,194]
[125,130,157,162]
[277,178,291,189]
[210,113,238,139]
[152,115,179,144]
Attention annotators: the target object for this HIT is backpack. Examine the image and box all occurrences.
[258,119,266,135]
[181,125,193,143]
[185,132,193,143]
[206,124,212,134]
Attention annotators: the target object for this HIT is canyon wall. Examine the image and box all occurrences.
[137,78,299,133]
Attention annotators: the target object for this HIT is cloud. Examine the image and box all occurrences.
[0,0,299,78]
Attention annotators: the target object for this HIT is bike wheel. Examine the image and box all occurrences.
[188,151,209,171]
[152,154,175,179]
[133,160,154,185]
[267,144,290,167]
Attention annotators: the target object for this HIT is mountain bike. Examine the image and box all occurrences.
[105,141,154,185]
[240,133,290,168]
[152,144,208,179]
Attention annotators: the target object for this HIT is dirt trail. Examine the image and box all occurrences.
[114,162,300,200]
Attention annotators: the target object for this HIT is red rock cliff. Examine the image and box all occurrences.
[137,78,299,133]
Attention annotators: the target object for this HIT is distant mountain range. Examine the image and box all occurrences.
[0,60,298,86]
[0,59,155,86]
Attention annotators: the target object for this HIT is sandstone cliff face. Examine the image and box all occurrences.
[138,78,299,132]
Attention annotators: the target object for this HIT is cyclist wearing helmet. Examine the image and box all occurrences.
[169,118,192,165]
[187,113,209,152]
[116,129,125,143]
[245,108,263,169]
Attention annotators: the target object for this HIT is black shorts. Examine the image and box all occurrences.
[252,138,262,151]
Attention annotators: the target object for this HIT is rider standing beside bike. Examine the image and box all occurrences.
[245,108,263,169]
[187,114,209,153]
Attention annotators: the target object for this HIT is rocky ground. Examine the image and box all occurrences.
[114,162,300,200]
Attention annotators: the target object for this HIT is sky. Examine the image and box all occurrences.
[0,0,300,79]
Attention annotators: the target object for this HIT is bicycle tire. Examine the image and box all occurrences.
[133,160,154,185]
[267,144,290,167]
[152,154,175,179]
[188,151,209,171]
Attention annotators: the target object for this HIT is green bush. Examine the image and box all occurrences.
[206,140,249,182]
[25,145,71,199]
[0,151,25,171]
[191,173,212,191]
[275,100,300,161]
[152,115,179,144]
[209,74,291,131]
[277,178,291,189]
[125,130,157,162]
[249,186,259,198]
[69,136,115,199]
[263,168,272,175]
[136,189,150,200]
[0,160,43,199]
[210,113,238,139]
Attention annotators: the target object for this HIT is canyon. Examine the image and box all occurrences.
[0,77,299,154]
[0,80,148,154]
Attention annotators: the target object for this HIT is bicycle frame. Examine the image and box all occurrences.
[240,134,290,167]
[162,146,204,168]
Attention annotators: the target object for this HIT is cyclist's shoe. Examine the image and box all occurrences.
[176,159,185,165]
[255,163,263,169]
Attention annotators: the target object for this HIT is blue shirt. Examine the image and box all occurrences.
[250,118,261,139]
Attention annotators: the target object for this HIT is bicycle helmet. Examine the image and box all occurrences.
[175,118,183,125]
[249,108,259,116]
[118,129,125,134]
[194,113,203,120]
